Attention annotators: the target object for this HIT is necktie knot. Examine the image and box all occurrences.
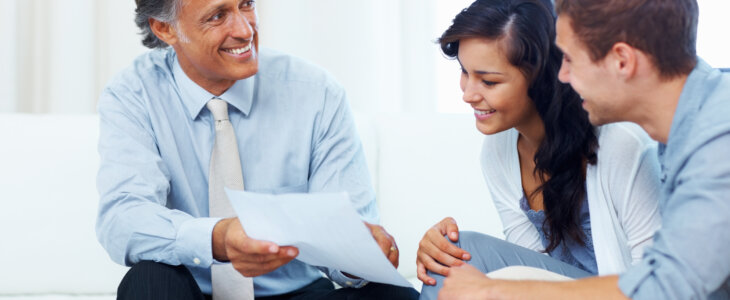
[207,98,229,122]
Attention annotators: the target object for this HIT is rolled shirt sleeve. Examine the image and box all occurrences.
[321,269,369,288]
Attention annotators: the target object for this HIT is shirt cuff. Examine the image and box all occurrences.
[175,217,223,268]
[618,258,656,297]
[328,269,369,288]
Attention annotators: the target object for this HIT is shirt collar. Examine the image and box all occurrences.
[660,58,715,168]
[172,53,255,120]
[668,58,713,141]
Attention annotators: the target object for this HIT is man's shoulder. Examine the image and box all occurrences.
[257,48,340,89]
[105,49,175,93]
[698,70,730,121]
[667,69,730,170]
[688,60,730,123]
[687,69,730,141]
[98,49,176,114]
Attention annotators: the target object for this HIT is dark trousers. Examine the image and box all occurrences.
[118,261,419,300]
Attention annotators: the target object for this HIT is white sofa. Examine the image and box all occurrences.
[0,112,504,299]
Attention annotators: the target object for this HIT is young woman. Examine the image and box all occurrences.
[416,0,661,298]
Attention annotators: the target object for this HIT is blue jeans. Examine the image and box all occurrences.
[419,231,592,300]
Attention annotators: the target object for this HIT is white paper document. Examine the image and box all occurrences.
[225,189,412,288]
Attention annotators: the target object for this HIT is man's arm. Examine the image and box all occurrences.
[96,87,219,269]
[307,82,384,287]
[439,264,628,300]
[618,132,730,299]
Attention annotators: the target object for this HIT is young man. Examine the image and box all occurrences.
[437,0,730,299]
[96,0,418,299]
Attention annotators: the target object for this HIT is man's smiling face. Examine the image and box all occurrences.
[172,0,259,93]
[556,15,624,126]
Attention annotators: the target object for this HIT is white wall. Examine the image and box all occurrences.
[697,0,730,68]
[95,0,150,97]
[399,0,439,113]
[434,0,478,114]
[47,0,96,113]
[258,0,438,114]
[1,0,148,114]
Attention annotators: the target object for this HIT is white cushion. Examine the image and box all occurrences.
[0,114,127,294]
[0,296,114,300]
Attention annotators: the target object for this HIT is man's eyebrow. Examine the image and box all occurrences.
[202,3,227,19]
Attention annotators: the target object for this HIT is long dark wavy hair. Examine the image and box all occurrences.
[439,0,598,252]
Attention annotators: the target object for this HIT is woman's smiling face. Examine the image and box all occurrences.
[458,37,539,135]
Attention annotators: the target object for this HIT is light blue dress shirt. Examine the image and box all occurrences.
[618,59,730,299]
[96,48,379,296]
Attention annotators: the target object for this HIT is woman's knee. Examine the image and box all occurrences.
[456,231,503,253]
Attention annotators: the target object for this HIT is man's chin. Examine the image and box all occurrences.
[229,64,259,81]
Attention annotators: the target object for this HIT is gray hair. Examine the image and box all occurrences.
[134,0,182,49]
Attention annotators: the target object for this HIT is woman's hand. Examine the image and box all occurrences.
[416,217,472,285]
[438,264,493,300]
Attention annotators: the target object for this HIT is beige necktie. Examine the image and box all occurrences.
[207,98,254,300]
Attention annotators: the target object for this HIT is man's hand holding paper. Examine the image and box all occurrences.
[212,218,299,277]
[225,189,412,287]
[364,222,400,269]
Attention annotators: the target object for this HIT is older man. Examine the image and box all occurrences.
[436,0,730,299]
[95,0,418,299]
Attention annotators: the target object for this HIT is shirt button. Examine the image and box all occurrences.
[346,281,353,286]
[193,258,201,265]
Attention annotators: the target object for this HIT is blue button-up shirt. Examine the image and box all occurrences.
[96,48,379,296]
[618,59,730,299]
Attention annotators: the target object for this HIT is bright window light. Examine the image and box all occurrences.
[434,0,476,113]
[697,0,730,69]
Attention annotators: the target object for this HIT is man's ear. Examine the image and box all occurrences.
[149,18,178,46]
[609,42,638,80]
